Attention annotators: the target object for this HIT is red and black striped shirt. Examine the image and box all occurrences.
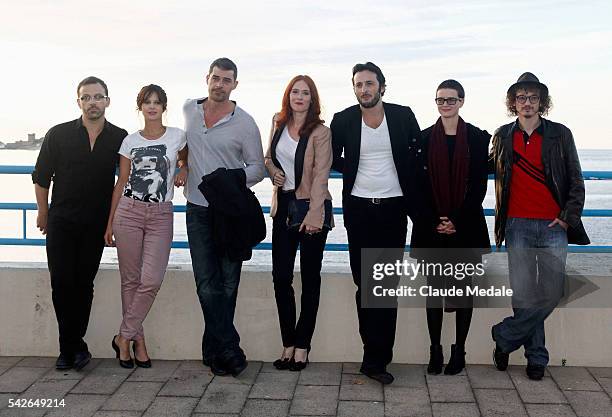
[508,124,560,220]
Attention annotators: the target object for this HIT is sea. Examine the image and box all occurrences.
[0,149,610,268]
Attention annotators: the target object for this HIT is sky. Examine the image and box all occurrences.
[1,0,611,148]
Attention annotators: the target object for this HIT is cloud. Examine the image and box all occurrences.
[0,0,611,147]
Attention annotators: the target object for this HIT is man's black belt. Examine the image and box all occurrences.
[349,195,404,205]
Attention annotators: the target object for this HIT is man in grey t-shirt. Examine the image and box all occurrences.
[183,57,265,377]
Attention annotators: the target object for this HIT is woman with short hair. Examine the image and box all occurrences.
[411,79,491,375]
[105,84,187,368]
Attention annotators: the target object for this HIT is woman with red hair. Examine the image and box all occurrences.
[265,75,333,371]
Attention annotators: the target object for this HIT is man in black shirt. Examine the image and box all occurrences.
[32,76,127,370]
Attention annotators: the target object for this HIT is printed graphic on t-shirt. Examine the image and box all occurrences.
[124,144,170,202]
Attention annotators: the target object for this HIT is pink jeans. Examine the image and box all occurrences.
[113,196,173,340]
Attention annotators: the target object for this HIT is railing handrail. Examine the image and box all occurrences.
[1,165,612,180]
[1,165,612,253]
[1,203,611,218]
[0,238,610,254]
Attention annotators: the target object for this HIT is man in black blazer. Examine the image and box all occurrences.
[330,62,422,384]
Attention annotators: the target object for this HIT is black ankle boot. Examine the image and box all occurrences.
[427,344,444,374]
[444,344,466,375]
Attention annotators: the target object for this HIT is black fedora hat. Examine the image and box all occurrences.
[507,72,548,95]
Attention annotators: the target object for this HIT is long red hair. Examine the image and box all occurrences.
[275,75,324,138]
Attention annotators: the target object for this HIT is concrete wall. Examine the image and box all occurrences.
[1,262,611,366]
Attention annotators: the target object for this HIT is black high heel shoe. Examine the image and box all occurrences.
[273,347,295,370]
[273,356,293,370]
[132,343,152,368]
[289,348,309,372]
[111,335,134,369]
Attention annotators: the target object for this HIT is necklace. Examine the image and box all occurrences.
[140,126,166,140]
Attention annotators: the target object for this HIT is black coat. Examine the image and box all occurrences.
[330,102,422,219]
[198,168,266,261]
[410,123,491,259]
[489,118,589,246]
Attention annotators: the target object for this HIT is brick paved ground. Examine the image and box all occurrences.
[0,357,610,416]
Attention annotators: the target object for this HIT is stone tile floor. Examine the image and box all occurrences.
[0,357,610,416]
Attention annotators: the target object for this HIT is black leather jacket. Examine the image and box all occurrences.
[198,168,267,261]
[489,118,590,247]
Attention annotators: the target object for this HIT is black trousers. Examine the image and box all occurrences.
[272,191,328,350]
[46,216,106,356]
[343,195,408,371]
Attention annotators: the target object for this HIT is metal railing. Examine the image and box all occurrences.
[1,166,611,253]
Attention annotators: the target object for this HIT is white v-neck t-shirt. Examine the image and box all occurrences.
[351,115,403,198]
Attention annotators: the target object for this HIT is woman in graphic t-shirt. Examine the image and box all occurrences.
[104,84,187,368]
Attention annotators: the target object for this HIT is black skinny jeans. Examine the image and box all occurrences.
[271,191,328,350]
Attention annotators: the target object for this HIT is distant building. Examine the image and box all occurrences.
[2,133,43,150]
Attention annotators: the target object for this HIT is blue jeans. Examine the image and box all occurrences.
[186,202,245,362]
[493,218,568,366]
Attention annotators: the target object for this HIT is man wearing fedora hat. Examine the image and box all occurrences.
[489,72,589,380]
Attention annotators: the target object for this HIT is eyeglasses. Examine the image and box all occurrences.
[435,97,461,105]
[515,95,539,104]
[79,94,108,103]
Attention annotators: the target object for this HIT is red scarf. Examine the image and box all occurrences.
[428,117,470,216]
